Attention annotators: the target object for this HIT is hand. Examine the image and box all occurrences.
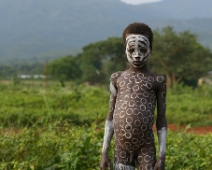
[154,157,165,170]
[100,154,111,170]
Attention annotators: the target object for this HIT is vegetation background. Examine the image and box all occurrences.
[0,82,212,169]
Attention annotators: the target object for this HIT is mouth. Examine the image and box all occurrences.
[133,61,142,66]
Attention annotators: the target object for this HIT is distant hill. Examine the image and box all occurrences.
[1,0,212,63]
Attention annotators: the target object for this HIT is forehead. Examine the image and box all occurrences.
[126,34,150,45]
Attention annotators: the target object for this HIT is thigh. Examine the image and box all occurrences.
[136,146,156,170]
[114,144,136,168]
[114,163,135,170]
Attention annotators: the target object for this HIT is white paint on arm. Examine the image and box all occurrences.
[158,127,167,158]
[102,120,114,154]
[110,82,117,96]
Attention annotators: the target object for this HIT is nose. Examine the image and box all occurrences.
[134,55,144,62]
[134,56,140,61]
[133,50,140,60]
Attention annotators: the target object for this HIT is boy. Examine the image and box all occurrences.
[100,22,167,170]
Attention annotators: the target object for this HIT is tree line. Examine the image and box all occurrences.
[48,26,212,88]
[1,26,211,88]
[0,63,44,79]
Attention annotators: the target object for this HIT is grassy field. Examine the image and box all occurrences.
[0,82,212,169]
[0,80,212,127]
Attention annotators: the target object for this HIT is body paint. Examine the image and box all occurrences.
[125,34,150,68]
[110,82,117,96]
[102,120,114,154]
[114,163,135,170]
[157,127,167,157]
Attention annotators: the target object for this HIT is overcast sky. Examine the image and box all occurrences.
[119,0,163,5]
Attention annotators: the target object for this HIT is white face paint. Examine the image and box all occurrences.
[125,34,151,68]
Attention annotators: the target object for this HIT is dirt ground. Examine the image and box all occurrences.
[153,124,212,135]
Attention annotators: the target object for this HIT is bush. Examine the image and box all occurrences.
[1,123,212,170]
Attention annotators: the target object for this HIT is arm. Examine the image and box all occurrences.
[154,77,167,170]
[100,78,117,170]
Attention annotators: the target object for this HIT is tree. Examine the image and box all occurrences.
[48,26,212,88]
[77,37,127,84]
[48,55,81,82]
[99,37,128,79]
[149,26,212,88]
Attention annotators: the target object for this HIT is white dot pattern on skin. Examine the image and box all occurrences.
[111,73,119,78]
[112,71,165,168]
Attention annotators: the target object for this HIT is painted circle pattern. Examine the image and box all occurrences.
[112,71,165,168]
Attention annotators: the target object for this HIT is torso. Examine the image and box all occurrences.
[112,70,164,151]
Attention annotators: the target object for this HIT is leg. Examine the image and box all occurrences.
[114,146,136,170]
[136,145,156,170]
[114,163,135,170]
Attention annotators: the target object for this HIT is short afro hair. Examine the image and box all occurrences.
[122,22,153,50]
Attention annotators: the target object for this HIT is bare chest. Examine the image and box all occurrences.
[116,72,158,102]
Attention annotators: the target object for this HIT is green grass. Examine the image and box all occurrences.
[166,84,212,126]
[0,82,212,127]
[0,83,108,127]
[0,83,212,169]
[1,123,212,170]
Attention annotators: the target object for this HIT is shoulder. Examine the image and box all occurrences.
[110,71,123,79]
[153,74,166,83]
[151,74,166,91]
[110,71,124,84]
[146,73,166,88]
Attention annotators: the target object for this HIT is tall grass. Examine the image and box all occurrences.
[0,83,212,169]
[0,83,212,127]
[1,123,212,170]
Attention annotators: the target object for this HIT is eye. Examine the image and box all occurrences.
[128,48,135,53]
[140,48,147,53]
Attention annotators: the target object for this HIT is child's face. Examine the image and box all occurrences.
[125,34,150,68]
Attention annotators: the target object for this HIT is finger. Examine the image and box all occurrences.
[154,164,158,170]
[100,165,105,170]
[107,163,110,170]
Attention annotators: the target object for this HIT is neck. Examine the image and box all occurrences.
[128,64,150,73]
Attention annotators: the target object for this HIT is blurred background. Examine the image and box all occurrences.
[0,0,211,87]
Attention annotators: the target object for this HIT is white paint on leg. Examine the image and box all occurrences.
[114,163,135,170]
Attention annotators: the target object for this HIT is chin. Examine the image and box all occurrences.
[132,64,143,68]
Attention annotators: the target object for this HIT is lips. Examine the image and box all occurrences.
[133,61,142,66]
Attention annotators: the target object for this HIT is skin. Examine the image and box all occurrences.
[100,33,167,170]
